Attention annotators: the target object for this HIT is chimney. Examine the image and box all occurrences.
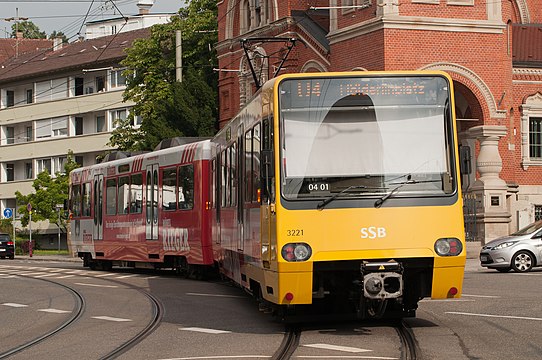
[53,37,63,51]
[137,0,154,15]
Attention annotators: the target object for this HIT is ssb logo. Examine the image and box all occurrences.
[360,226,387,239]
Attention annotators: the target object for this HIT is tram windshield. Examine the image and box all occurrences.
[279,75,456,201]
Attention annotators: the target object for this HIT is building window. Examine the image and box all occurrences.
[6,163,14,181]
[110,69,126,88]
[75,77,84,96]
[529,117,542,159]
[37,158,52,174]
[535,205,542,221]
[53,156,67,175]
[241,0,251,33]
[75,117,83,135]
[6,127,14,144]
[52,118,68,137]
[6,90,14,107]
[96,76,105,92]
[96,115,106,133]
[75,156,84,167]
[26,126,33,142]
[110,109,127,129]
[26,89,33,104]
[25,162,32,179]
[36,117,68,139]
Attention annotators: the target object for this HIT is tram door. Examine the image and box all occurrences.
[146,164,159,240]
[93,174,103,240]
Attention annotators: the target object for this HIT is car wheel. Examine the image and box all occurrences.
[512,251,534,273]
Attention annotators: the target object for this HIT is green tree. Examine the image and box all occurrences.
[49,30,68,43]
[15,152,79,232]
[110,0,218,151]
[11,20,46,39]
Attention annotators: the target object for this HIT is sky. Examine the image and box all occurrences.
[1,0,184,40]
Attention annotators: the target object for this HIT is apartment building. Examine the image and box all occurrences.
[0,28,150,234]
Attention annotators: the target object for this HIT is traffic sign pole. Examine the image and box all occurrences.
[27,204,32,258]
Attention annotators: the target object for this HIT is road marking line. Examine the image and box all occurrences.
[303,344,372,353]
[462,294,501,298]
[420,299,475,302]
[179,327,232,334]
[33,273,58,278]
[55,275,76,279]
[38,308,71,314]
[2,303,28,308]
[116,274,138,279]
[296,356,398,359]
[74,282,119,288]
[186,292,245,298]
[92,316,132,322]
[447,311,542,321]
[158,356,270,359]
[94,273,117,277]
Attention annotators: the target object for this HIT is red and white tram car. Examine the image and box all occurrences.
[69,140,213,273]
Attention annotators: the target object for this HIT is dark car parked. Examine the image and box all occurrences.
[0,233,14,259]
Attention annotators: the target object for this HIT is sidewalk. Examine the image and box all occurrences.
[14,254,82,263]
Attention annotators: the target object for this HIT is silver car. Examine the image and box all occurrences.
[480,220,542,273]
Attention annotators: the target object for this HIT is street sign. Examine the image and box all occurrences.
[3,208,12,218]
[27,203,32,212]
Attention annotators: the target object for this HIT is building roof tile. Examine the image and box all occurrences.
[0,28,150,83]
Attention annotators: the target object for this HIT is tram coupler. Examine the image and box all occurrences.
[360,261,403,300]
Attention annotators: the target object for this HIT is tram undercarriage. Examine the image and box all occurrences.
[309,258,433,319]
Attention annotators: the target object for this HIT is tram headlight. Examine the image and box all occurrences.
[281,243,312,262]
[434,238,463,256]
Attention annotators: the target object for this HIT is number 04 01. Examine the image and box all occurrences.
[308,183,329,191]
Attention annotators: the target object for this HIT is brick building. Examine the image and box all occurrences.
[216,0,542,243]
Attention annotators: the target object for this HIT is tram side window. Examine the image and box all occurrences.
[245,129,252,203]
[117,176,129,214]
[210,159,216,209]
[230,142,237,207]
[178,164,194,210]
[253,123,261,202]
[130,173,143,213]
[221,150,227,207]
[82,182,91,216]
[106,178,117,215]
[162,167,177,211]
[71,184,82,217]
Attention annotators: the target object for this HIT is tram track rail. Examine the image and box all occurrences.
[272,326,300,360]
[395,320,419,360]
[0,277,85,359]
[99,287,163,360]
[0,268,163,360]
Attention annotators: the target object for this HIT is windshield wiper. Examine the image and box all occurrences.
[374,176,441,208]
[317,185,367,210]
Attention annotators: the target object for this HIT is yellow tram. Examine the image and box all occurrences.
[211,71,466,318]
